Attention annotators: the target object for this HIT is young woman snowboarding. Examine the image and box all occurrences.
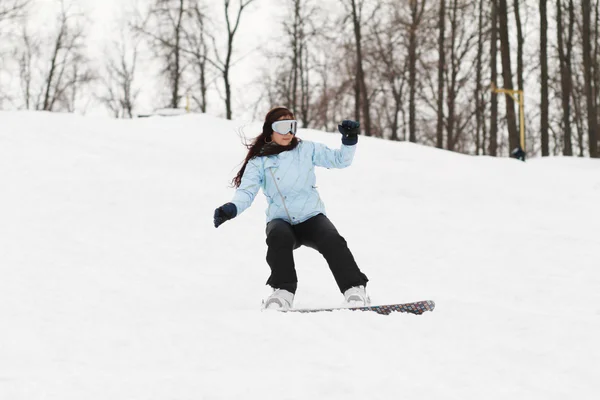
[213,107,369,310]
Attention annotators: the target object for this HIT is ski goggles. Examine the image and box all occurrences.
[271,120,297,135]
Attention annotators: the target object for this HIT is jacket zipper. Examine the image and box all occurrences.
[269,169,293,222]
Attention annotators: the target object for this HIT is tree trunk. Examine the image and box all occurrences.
[43,26,65,111]
[594,0,600,137]
[497,0,520,152]
[540,0,549,156]
[391,92,401,141]
[582,0,599,157]
[557,0,574,155]
[513,0,524,93]
[350,0,371,136]
[300,44,310,127]
[475,0,484,155]
[223,1,235,120]
[224,39,233,120]
[436,0,446,149]
[408,1,423,143]
[490,0,498,156]
[446,0,457,151]
[571,72,586,156]
[514,0,525,149]
[291,0,300,115]
[200,55,207,113]
[171,0,185,109]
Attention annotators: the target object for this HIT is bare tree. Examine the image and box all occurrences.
[342,0,372,136]
[0,0,29,24]
[557,0,574,155]
[404,0,428,143]
[513,0,524,93]
[135,0,192,109]
[11,1,94,112]
[1,0,32,107]
[489,0,498,156]
[423,0,478,152]
[312,59,332,132]
[572,69,586,156]
[595,0,600,127]
[474,0,487,155]
[183,1,210,112]
[40,1,94,112]
[436,0,446,149]
[513,0,525,146]
[263,0,321,127]
[371,3,408,141]
[209,0,257,120]
[98,28,140,118]
[285,0,320,127]
[496,0,519,152]
[540,0,549,156]
[582,0,599,157]
[304,35,351,133]
[444,0,478,152]
[287,0,305,120]
[15,25,39,109]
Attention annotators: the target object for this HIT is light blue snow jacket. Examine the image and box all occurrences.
[231,140,356,225]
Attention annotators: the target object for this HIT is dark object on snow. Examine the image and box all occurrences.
[511,146,526,161]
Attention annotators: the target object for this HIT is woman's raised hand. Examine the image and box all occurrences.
[338,120,360,145]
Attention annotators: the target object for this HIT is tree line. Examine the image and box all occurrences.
[0,0,599,158]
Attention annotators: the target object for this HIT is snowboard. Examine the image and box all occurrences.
[280,300,435,316]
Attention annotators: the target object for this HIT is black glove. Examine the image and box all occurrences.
[338,120,360,145]
[214,202,237,228]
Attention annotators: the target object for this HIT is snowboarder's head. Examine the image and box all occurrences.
[263,107,296,146]
[231,106,299,188]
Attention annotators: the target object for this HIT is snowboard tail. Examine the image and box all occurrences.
[282,300,435,315]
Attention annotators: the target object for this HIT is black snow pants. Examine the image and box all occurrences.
[265,213,368,294]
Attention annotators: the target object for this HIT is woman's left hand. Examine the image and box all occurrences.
[338,120,360,145]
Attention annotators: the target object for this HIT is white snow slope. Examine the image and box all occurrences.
[1,111,599,400]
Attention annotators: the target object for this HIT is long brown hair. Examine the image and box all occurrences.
[232,107,300,188]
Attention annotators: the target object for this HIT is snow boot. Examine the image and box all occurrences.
[343,286,370,307]
[263,289,294,310]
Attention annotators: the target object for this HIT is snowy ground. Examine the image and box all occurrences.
[1,111,599,399]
